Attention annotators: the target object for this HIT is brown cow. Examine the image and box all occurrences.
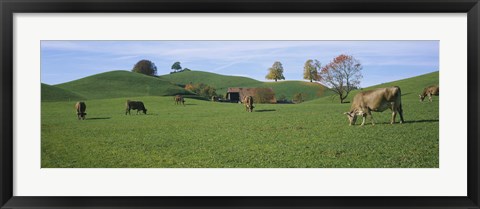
[419,85,439,102]
[344,86,404,126]
[244,96,254,112]
[125,100,147,115]
[174,95,185,105]
[75,101,87,120]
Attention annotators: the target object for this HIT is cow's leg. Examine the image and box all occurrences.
[368,111,375,125]
[398,104,404,123]
[391,111,397,124]
[360,113,366,126]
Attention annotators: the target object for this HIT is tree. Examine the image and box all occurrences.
[131,60,157,76]
[171,62,182,73]
[318,54,363,103]
[303,59,320,82]
[265,61,285,82]
[184,83,217,98]
[293,93,307,103]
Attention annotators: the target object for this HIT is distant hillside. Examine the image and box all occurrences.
[41,83,86,102]
[45,70,333,102]
[55,71,191,100]
[160,71,329,101]
[159,71,262,90]
[256,81,331,101]
[309,71,439,104]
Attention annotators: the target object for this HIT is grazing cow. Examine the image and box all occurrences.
[75,101,87,120]
[419,85,439,102]
[344,86,404,126]
[125,100,147,115]
[174,95,185,105]
[244,96,254,112]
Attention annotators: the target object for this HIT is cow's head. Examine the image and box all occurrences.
[143,109,147,114]
[419,94,425,102]
[343,111,357,126]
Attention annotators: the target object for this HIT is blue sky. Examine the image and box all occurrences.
[41,40,439,87]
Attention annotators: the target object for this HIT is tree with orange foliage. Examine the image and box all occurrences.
[319,54,363,103]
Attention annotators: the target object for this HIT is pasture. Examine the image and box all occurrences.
[41,92,439,168]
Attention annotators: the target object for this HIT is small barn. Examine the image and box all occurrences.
[226,87,277,104]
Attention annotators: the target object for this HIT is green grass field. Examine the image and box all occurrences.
[41,71,439,168]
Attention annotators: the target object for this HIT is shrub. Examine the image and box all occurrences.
[184,83,217,98]
[293,93,307,103]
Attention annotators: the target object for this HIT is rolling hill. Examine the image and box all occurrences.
[257,81,331,101]
[41,83,86,102]
[160,71,329,101]
[44,70,437,103]
[54,70,191,100]
[159,71,262,90]
[309,71,439,104]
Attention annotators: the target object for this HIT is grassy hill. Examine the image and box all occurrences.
[159,71,262,90]
[55,71,191,100]
[41,83,86,102]
[310,71,439,104]
[45,70,328,102]
[46,70,436,103]
[257,81,332,101]
[160,71,329,101]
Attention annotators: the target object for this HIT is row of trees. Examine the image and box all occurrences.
[265,54,363,103]
[131,60,191,76]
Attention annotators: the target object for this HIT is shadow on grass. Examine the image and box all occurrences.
[404,119,439,124]
[366,119,439,125]
[255,109,276,112]
[86,117,111,120]
[402,92,412,96]
[184,104,197,106]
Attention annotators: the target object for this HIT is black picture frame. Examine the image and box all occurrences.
[1,0,479,208]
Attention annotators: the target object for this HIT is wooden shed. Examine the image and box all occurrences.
[226,87,276,104]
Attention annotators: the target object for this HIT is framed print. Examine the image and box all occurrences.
[1,0,479,208]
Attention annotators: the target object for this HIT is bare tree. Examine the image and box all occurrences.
[319,54,363,103]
